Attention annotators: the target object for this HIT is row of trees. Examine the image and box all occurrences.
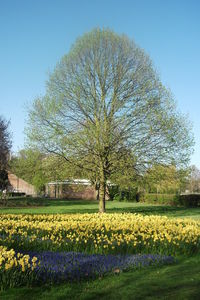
[10,149,83,193]
[10,148,200,196]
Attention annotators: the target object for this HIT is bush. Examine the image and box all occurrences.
[108,186,138,202]
[136,191,145,202]
[178,194,200,207]
[116,190,137,202]
[142,193,178,205]
[141,193,200,207]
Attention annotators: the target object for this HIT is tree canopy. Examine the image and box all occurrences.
[10,149,47,193]
[26,28,193,212]
[143,164,189,194]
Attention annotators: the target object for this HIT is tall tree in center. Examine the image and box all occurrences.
[27,29,193,212]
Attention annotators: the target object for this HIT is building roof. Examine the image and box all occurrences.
[47,179,115,186]
[47,179,91,186]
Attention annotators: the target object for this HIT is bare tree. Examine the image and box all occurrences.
[27,28,193,212]
[189,165,200,193]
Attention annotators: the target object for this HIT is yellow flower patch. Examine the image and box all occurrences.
[0,213,199,255]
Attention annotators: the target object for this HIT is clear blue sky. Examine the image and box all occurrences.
[0,0,199,167]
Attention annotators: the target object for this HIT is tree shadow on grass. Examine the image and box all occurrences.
[2,198,98,208]
[45,199,98,207]
[107,204,200,218]
[2,198,200,218]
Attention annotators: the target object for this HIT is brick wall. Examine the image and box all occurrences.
[47,183,97,200]
[8,172,37,196]
[47,182,110,200]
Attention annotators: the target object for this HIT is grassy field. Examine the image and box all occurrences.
[0,198,200,299]
[0,197,200,220]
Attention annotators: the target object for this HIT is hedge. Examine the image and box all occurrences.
[178,194,200,207]
[141,193,200,207]
[141,193,177,205]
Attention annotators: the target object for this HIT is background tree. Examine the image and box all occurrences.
[144,164,188,194]
[0,116,12,170]
[188,165,200,193]
[10,149,47,193]
[0,116,12,190]
[10,149,83,193]
[0,169,9,190]
[26,28,193,212]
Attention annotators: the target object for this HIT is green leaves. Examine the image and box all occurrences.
[26,28,194,210]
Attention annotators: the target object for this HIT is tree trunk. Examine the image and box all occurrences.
[99,182,106,212]
[99,168,106,213]
[95,181,100,201]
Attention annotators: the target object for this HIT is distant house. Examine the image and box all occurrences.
[46,179,111,200]
[7,172,37,196]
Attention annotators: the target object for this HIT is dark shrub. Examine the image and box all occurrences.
[108,186,137,202]
[0,169,9,190]
[136,191,145,202]
[8,192,26,197]
[178,194,200,207]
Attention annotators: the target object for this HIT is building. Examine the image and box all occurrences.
[46,179,110,200]
[7,172,37,196]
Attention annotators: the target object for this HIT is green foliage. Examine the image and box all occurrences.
[0,267,36,291]
[141,193,200,207]
[143,164,189,194]
[10,149,47,193]
[26,28,194,212]
[0,197,47,208]
[141,193,178,205]
[9,149,82,194]
[109,186,138,202]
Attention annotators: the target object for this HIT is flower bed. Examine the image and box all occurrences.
[0,213,199,256]
[0,246,175,289]
[27,251,175,282]
[1,213,199,290]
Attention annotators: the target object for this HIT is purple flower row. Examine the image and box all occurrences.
[26,251,175,283]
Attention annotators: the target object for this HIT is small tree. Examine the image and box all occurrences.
[26,29,193,212]
[10,149,47,193]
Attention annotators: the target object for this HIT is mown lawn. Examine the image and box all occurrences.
[0,197,200,220]
[0,198,200,299]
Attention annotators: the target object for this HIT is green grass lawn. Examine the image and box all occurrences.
[0,198,200,299]
[0,197,200,220]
